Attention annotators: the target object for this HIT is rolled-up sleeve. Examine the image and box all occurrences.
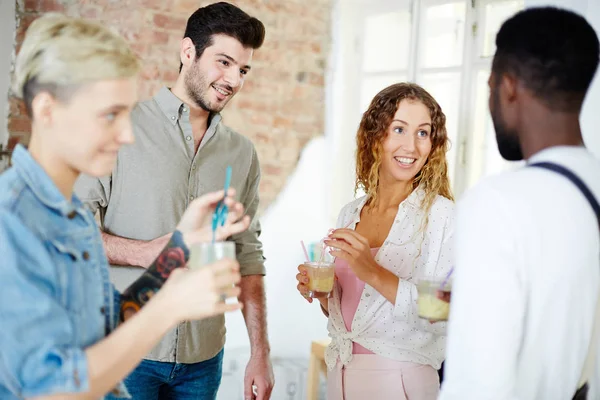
[0,211,90,398]
[393,207,455,336]
[422,223,453,335]
[393,279,419,321]
[232,148,266,276]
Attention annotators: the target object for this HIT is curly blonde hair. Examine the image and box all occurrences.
[356,82,454,218]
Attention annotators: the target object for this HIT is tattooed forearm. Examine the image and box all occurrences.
[119,230,190,321]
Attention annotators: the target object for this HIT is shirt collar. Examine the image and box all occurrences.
[154,86,222,128]
[358,187,426,212]
[404,187,427,209]
[527,145,587,165]
[12,144,82,217]
[349,187,427,227]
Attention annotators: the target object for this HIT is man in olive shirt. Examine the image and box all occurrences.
[75,3,274,399]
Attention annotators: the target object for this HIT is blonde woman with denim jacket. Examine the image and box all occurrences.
[0,14,249,399]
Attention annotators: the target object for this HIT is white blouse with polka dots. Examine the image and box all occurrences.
[325,188,455,371]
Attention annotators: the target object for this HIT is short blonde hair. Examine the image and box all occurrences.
[12,13,140,116]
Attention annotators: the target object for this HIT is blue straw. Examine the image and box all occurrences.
[439,266,454,290]
[212,166,232,243]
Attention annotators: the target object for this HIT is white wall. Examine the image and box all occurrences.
[0,0,16,147]
[325,0,364,224]
[223,137,331,358]
[217,137,331,398]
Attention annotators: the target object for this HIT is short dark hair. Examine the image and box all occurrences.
[492,7,599,112]
[180,2,265,71]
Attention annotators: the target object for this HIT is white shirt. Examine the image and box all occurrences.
[325,188,454,371]
[440,146,600,400]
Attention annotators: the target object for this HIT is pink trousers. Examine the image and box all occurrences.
[326,354,440,400]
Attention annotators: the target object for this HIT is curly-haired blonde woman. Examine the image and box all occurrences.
[296,83,455,399]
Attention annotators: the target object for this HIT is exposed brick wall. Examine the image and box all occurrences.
[7,0,331,211]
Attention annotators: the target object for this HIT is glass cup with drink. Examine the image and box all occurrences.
[302,260,335,298]
[416,277,452,321]
[189,241,237,302]
[300,240,335,299]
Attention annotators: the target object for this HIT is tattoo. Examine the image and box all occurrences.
[119,230,189,321]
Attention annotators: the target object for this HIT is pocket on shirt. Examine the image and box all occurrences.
[380,240,421,280]
[47,238,86,314]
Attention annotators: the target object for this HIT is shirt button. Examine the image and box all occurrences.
[82,251,90,261]
[189,195,194,201]
[100,306,106,314]
[365,293,371,298]
[186,136,192,141]
[171,116,176,120]
[183,107,187,112]
[67,211,77,219]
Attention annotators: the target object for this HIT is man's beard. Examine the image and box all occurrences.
[184,65,228,113]
[491,87,523,161]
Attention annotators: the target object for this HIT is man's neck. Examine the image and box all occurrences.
[170,80,211,145]
[191,116,210,153]
[519,104,584,160]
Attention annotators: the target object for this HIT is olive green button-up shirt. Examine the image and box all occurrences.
[75,87,265,363]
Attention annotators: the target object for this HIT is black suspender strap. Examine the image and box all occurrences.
[529,162,600,226]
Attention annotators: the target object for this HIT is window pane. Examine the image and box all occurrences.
[467,70,492,186]
[466,69,522,188]
[418,72,462,185]
[481,0,524,58]
[420,2,466,68]
[363,11,412,73]
[361,74,408,112]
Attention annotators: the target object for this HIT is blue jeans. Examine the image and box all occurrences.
[108,349,224,400]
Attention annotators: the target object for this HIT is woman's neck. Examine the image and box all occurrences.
[28,133,78,201]
[369,177,413,213]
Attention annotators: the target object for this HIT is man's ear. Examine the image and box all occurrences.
[180,37,196,69]
[499,73,518,105]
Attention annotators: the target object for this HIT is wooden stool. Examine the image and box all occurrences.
[306,338,330,400]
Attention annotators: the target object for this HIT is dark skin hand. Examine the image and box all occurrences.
[437,290,451,303]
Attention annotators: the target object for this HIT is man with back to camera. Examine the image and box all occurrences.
[439,7,600,400]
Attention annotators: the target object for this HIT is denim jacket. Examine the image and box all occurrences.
[0,145,128,399]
